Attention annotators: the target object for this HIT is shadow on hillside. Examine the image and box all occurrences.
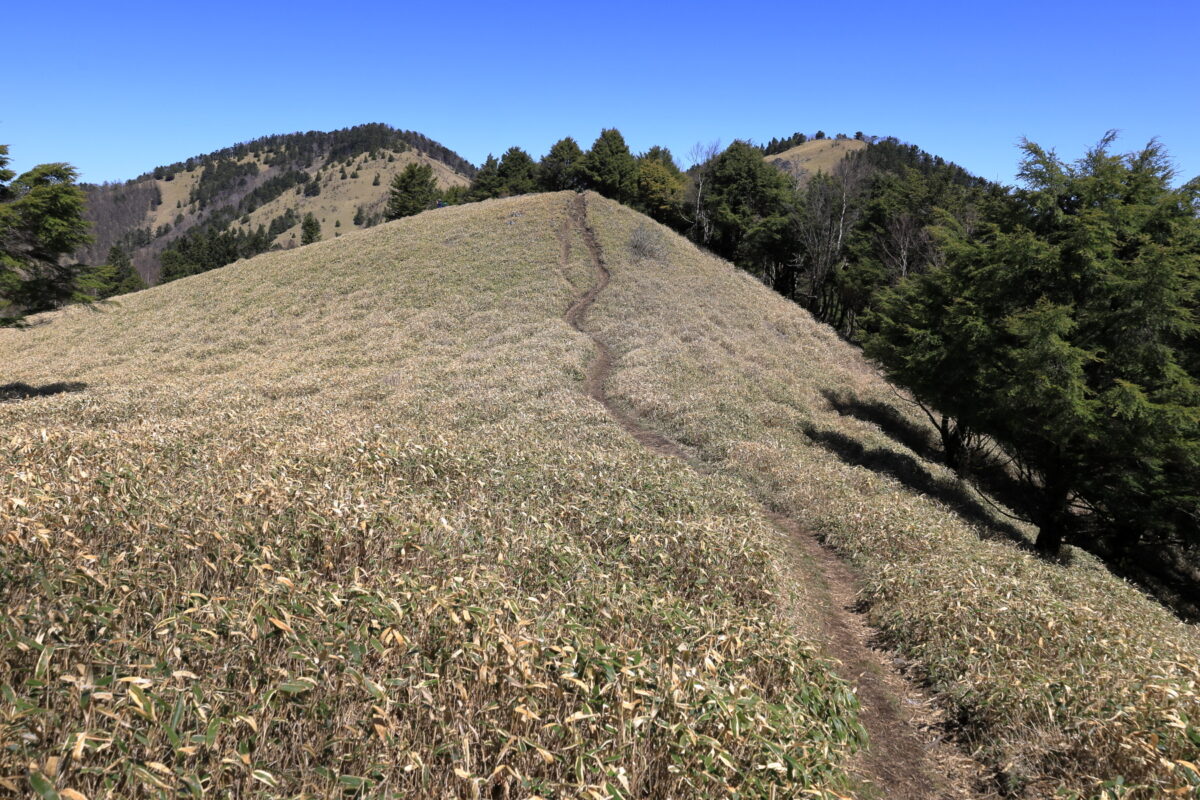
[801,422,1033,549]
[820,393,1200,620]
[821,390,941,462]
[0,381,87,402]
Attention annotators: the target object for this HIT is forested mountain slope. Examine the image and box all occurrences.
[79,124,473,283]
[3,193,1197,799]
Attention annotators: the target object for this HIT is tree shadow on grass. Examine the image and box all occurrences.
[821,389,942,462]
[801,421,1034,550]
[0,381,87,402]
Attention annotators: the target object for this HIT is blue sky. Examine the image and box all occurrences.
[7,0,1198,186]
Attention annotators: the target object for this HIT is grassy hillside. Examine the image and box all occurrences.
[764,137,867,182]
[584,201,1200,798]
[4,192,1199,799]
[1,195,863,798]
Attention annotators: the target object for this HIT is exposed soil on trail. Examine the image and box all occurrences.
[559,192,994,800]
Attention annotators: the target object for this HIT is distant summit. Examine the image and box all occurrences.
[78,123,475,283]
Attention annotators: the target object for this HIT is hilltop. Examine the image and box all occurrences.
[3,193,1199,798]
[763,136,868,182]
[79,124,474,283]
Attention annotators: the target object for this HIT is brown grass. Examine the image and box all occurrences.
[1,194,863,798]
[764,138,867,183]
[583,196,1200,799]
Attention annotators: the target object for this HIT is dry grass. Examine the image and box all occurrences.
[1,195,863,798]
[583,196,1200,798]
[232,149,469,246]
[764,139,867,184]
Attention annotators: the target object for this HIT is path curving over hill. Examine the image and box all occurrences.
[560,192,988,800]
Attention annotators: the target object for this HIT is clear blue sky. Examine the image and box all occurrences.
[7,0,1198,186]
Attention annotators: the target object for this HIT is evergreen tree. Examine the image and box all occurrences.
[81,245,146,299]
[467,155,504,201]
[386,162,438,219]
[635,148,686,227]
[301,212,321,244]
[698,141,798,289]
[0,145,92,320]
[497,147,538,196]
[866,135,1200,556]
[538,137,585,191]
[579,129,638,204]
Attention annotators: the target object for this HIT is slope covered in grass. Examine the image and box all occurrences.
[1,195,863,798]
[763,138,866,183]
[7,190,1200,799]
[585,200,1200,798]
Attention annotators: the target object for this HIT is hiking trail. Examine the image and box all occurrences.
[559,192,991,800]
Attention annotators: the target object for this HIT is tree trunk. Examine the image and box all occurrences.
[1035,478,1072,557]
[1035,523,1064,556]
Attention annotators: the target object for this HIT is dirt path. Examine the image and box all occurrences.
[560,193,991,800]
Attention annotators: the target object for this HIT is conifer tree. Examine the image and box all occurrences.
[0,145,92,320]
[538,137,585,191]
[386,162,437,219]
[866,135,1200,555]
[579,129,638,204]
[300,212,321,244]
[467,155,504,201]
[635,147,686,226]
[497,147,538,196]
[81,245,146,299]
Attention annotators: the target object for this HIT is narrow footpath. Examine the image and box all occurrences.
[560,192,991,800]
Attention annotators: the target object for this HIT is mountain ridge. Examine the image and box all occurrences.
[79,123,475,283]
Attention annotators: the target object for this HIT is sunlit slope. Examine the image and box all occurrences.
[586,200,1200,797]
[0,195,862,798]
[764,137,866,182]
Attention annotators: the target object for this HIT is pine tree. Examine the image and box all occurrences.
[386,162,437,219]
[81,245,146,299]
[538,137,585,191]
[497,147,538,196]
[467,155,504,201]
[578,129,638,204]
[301,213,321,244]
[0,145,92,320]
[635,147,686,226]
[866,135,1200,556]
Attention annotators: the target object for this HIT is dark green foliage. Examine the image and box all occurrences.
[579,129,639,204]
[697,141,798,289]
[634,147,686,227]
[443,185,468,205]
[301,213,321,244]
[372,172,381,186]
[538,137,585,191]
[468,155,504,201]
[386,163,438,220]
[866,135,1200,556]
[267,208,298,238]
[497,147,539,196]
[353,206,365,226]
[189,160,259,209]
[0,146,92,319]
[80,245,146,299]
[239,170,308,212]
[763,132,808,156]
[159,223,274,283]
